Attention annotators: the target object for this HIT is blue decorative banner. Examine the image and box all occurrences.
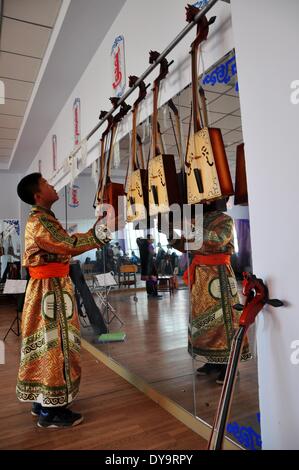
[111,35,126,98]
[68,184,80,208]
[73,98,81,147]
[226,413,262,451]
[192,0,209,8]
[203,54,239,92]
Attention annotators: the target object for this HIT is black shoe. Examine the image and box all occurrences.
[31,402,42,416]
[37,408,83,428]
[147,294,163,299]
[197,363,217,376]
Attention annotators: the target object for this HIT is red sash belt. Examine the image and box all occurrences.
[183,254,231,286]
[29,263,69,279]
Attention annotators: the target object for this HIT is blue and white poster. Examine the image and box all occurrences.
[111,35,126,97]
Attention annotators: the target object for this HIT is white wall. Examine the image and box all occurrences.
[53,174,97,221]
[27,0,233,190]
[227,198,249,220]
[0,174,21,219]
[231,0,299,450]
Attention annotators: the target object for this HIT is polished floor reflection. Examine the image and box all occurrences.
[0,302,206,450]
[81,288,261,450]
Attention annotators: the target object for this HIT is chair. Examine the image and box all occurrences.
[157,275,175,294]
[93,273,124,325]
[118,264,138,289]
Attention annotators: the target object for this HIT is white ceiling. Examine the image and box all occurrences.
[0,0,63,166]
[0,0,127,172]
[0,0,239,178]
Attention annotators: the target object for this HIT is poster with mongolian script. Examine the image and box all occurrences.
[73,98,81,146]
[111,35,126,97]
[68,184,80,208]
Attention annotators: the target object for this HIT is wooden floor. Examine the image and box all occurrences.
[82,287,261,447]
[0,301,207,450]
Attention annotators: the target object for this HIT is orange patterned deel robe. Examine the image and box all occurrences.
[16,206,108,407]
[188,211,251,364]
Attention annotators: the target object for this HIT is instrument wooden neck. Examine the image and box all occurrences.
[106,125,117,181]
[189,15,211,133]
[131,105,138,171]
[152,83,161,158]
[157,121,165,155]
[175,114,183,166]
[137,134,145,169]
[129,76,148,172]
[95,111,114,205]
[169,102,183,170]
[191,42,203,133]
[199,86,209,128]
[96,135,107,203]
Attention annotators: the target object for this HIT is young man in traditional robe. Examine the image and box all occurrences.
[16,173,112,427]
[168,200,251,384]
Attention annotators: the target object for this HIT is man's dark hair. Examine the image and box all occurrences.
[17,173,42,205]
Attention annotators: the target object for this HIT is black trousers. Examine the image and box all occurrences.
[146,279,158,296]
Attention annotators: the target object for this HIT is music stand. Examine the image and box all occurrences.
[94,273,124,326]
[2,279,27,341]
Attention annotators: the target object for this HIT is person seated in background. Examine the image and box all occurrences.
[1,261,21,282]
[171,250,178,272]
[112,242,123,272]
[160,254,173,275]
[122,252,131,264]
[103,242,115,273]
[156,242,166,273]
[112,242,123,257]
[95,248,103,272]
[130,250,140,265]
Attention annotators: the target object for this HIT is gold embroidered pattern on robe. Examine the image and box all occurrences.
[188,211,251,364]
[17,206,106,406]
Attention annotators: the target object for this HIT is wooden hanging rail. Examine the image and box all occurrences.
[51,0,220,186]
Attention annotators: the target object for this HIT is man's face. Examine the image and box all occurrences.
[35,177,59,205]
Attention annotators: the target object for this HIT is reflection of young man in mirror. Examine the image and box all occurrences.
[168,198,251,384]
[16,173,112,428]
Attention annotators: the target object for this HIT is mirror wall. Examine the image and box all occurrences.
[0,219,21,282]
[58,49,260,450]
